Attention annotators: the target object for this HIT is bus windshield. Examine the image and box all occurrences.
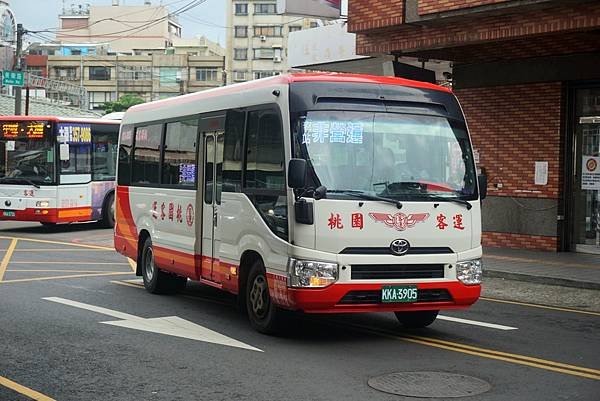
[296,111,478,201]
[0,120,56,185]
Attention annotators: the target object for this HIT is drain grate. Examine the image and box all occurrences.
[368,371,491,398]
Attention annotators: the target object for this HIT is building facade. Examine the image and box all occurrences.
[56,1,182,54]
[225,0,317,83]
[348,0,600,253]
[45,52,224,109]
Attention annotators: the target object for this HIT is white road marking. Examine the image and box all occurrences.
[438,315,518,330]
[43,297,262,352]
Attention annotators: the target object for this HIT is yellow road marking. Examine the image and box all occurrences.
[480,297,600,317]
[339,322,600,381]
[8,270,130,273]
[0,239,18,281]
[9,262,128,265]
[110,280,143,289]
[0,272,133,284]
[128,258,136,272]
[0,235,112,251]
[485,254,600,269]
[0,375,56,401]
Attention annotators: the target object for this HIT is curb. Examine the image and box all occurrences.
[484,269,600,291]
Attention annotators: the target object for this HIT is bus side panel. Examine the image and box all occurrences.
[114,185,138,260]
[56,184,93,222]
[91,181,115,220]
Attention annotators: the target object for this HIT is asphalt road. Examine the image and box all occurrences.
[1,221,599,401]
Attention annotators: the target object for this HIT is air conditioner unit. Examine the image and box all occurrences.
[273,56,282,63]
[260,35,267,42]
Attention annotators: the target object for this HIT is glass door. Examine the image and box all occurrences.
[573,88,600,254]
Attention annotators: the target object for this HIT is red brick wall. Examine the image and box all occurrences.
[483,232,557,251]
[456,83,562,250]
[419,0,511,15]
[348,0,403,33]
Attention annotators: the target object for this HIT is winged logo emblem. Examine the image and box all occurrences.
[368,212,430,231]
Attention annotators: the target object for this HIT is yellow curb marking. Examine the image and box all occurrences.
[0,375,56,401]
[480,297,600,317]
[0,272,133,284]
[0,239,18,282]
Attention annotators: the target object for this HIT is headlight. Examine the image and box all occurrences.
[456,259,482,285]
[36,201,49,207]
[288,258,338,288]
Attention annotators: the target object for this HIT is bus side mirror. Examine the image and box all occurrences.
[478,174,487,200]
[288,158,307,189]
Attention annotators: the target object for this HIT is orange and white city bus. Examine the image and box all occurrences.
[0,116,120,227]
[115,73,485,333]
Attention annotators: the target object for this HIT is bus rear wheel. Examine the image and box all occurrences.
[395,310,439,328]
[246,260,281,334]
[141,237,187,295]
[101,192,115,228]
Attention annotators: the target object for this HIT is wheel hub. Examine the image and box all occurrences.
[144,248,155,281]
[250,275,269,318]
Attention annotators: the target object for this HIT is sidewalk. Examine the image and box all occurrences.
[483,247,600,290]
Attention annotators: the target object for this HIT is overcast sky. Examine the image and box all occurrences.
[9,0,227,46]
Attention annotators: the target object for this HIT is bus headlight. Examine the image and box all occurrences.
[456,259,482,285]
[288,258,338,288]
[36,201,49,207]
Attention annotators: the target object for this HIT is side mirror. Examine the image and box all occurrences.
[478,174,488,200]
[288,158,307,189]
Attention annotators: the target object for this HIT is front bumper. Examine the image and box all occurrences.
[271,278,481,313]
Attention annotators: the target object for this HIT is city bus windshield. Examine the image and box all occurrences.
[0,120,56,185]
[296,111,477,201]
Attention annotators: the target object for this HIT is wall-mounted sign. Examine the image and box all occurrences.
[582,156,600,190]
[534,161,548,185]
[277,0,341,18]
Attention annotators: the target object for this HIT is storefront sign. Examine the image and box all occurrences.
[582,156,600,190]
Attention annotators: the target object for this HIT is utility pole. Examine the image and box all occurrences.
[14,23,25,115]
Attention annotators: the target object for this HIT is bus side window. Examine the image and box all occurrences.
[117,125,134,185]
[132,123,162,185]
[163,119,198,187]
[223,110,245,192]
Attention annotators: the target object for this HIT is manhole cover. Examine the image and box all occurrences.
[368,371,491,398]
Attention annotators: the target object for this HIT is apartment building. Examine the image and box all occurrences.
[46,52,224,109]
[56,1,182,54]
[225,0,318,84]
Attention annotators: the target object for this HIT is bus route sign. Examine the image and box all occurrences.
[2,70,24,87]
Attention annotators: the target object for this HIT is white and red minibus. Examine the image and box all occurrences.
[0,116,120,227]
[115,73,485,333]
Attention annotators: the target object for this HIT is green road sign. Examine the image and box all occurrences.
[2,70,24,86]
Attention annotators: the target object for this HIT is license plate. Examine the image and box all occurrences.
[381,285,418,303]
[2,211,15,217]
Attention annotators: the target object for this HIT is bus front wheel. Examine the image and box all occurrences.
[141,237,186,295]
[246,260,281,334]
[395,310,439,328]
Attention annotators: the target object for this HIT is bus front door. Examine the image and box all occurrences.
[200,132,224,282]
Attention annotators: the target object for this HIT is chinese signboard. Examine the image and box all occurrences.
[582,156,600,190]
[2,70,24,86]
[0,121,49,139]
[58,123,92,143]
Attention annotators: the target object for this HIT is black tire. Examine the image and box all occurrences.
[246,260,281,334]
[141,237,187,295]
[101,192,115,228]
[395,310,439,328]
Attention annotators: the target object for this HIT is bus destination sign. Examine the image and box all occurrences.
[0,121,49,139]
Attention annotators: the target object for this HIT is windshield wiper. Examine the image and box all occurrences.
[0,177,41,188]
[421,193,472,210]
[326,189,403,209]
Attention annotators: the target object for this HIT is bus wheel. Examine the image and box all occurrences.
[101,192,115,228]
[394,310,439,328]
[141,237,185,294]
[246,260,281,334]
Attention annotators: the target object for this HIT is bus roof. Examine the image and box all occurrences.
[0,116,120,125]
[127,73,452,115]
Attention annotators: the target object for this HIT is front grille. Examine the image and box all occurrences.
[339,289,453,305]
[351,264,445,280]
[340,247,453,255]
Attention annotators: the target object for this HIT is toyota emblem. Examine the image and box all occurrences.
[4,200,11,207]
[390,239,410,256]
